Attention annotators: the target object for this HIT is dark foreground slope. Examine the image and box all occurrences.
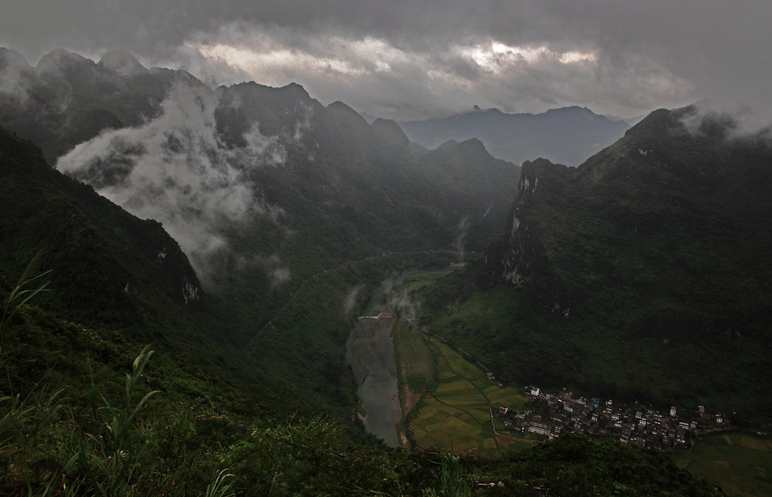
[422,107,772,421]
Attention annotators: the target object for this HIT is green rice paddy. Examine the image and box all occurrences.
[404,270,453,293]
[406,337,530,458]
[672,431,772,497]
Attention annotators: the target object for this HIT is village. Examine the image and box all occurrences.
[496,381,731,451]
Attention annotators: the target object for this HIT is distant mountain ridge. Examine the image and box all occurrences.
[0,47,205,163]
[0,48,518,260]
[400,106,630,166]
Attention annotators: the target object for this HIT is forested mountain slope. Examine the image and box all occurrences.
[422,106,772,422]
[0,47,520,413]
[0,126,201,337]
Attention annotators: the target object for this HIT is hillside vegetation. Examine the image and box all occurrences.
[0,47,521,414]
[0,294,724,495]
[420,107,772,422]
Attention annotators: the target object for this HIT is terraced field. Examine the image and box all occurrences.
[673,432,772,497]
[404,270,453,293]
[406,337,531,457]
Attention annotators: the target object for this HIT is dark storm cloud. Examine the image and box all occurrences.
[3,0,771,120]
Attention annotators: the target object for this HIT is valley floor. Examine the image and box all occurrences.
[381,265,769,497]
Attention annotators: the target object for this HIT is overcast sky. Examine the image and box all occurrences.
[2,0,770,121]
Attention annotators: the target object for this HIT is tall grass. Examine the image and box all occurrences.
[0,343,241,496]
[0,251,51,348]
[76,345,160,496]
[421,453,474,497]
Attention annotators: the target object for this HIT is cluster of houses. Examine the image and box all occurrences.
[497,386,729,450]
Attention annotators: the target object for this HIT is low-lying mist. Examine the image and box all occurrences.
[56,82,288,286]
[679,102,772,143]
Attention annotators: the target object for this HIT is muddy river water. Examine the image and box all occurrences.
[346,316,401,447]
[345,275,410,447]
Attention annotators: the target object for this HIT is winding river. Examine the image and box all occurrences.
[345,276,409,447]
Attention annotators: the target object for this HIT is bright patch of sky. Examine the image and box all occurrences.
[462,42,596,74]
[197,43,368,79]
[196,36,596,80]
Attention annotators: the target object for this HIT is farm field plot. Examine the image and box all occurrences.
[393,321,434,395]
[404,270,453,293]
[406,336,529,458]
[672,432,772,497]
[393,320,436,447]
[484,384,528,410]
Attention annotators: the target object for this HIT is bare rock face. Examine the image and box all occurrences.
[482,157,573,314]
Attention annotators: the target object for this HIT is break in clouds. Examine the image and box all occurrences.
[56,82,289,285]
[177,24,694,121]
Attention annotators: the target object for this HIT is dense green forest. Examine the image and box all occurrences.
[418,107,772,425]
[0,110,726,495]
[0,263,723,495]
[0,125,724,495]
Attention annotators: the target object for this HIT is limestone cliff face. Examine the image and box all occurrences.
[481,105,772,329]
[483,158,575,313]
[485,165,539,286]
